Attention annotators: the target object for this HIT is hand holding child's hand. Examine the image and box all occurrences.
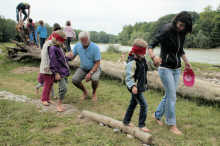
[132,86,138,94]
[55,73,61,81]
[153,56,161,67]
[66,52,74,58]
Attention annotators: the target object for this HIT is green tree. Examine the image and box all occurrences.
[212,11,220,47]
[0,16,16,42]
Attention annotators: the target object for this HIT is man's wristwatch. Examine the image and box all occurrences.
[90,71,94,75]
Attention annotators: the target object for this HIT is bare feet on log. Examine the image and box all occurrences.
[48,100,55,105]
[123,123,135,127]
[57,105,64,112]
[140,127,151,133]
[42,101,49,106]
[169,126,183,135]
[57,101,65,112]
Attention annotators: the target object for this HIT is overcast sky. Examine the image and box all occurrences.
[0,0,219,34]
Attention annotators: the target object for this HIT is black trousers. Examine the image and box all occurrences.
[40,38,46,49]
[123,92,148,128]
[66,37,72,52]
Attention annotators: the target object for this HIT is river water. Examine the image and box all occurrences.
[71,43,220,65]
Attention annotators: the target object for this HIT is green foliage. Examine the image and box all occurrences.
[0,16,16,42]
[118,6,220,49]
[90,31,117,44]
[212,11,220,47]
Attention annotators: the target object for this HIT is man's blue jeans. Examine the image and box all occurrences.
[123,92,148,128]
[155,67,181,125]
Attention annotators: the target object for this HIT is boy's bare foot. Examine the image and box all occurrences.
[42,101,49,106]
[170,126,183,135]
[57,100,65,112]
[123,123,135,127]
[152,114,163,126]
[57,105,65,112]
[140,127,151,133]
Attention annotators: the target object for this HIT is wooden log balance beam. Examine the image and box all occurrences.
[81,110,153,144]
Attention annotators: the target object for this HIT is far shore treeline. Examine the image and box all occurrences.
[0,5,220,49]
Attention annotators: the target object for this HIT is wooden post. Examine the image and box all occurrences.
[81,110,153,144]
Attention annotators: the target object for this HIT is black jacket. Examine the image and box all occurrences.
[126,55,148,93]
[149,23,186,69]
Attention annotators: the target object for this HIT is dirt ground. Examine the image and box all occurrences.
[11,66,39,74]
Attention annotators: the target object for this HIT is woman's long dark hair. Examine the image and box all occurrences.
[172,11,193,34]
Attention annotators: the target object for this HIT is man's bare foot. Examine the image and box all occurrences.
[42,101,49,106]
[92,93,97,101]
[81,92,88,100]
[170,126,183,135]
[53,96,57,99]
[57,105,65,112]
[140,127,151,133]
[152,114,163,126]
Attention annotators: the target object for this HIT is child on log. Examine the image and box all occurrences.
[16,2,30,23]
[48,30,70,112]
[27,18,37,46]
[123,39,151,133]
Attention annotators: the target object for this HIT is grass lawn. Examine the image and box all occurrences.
[0,43,220,146]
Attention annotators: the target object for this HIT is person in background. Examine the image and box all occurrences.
[48,30,70,112]
[64,21,76,52]
[68,31,101,101]
[148,11,193,135]
[36,20,48,49]
[53,23,62,31]
[123,39,151,133]
[48,23,62,40]
[27,18,37,46]
[16,2,30,23]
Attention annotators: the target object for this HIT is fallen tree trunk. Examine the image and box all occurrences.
[81,110,153,144]
[6,40,41,60]
[69,59,220,103]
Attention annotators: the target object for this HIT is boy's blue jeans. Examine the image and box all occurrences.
[123,92,148,128]
[155,67,181,125]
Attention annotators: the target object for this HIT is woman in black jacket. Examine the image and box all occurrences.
[148,11,192,135]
